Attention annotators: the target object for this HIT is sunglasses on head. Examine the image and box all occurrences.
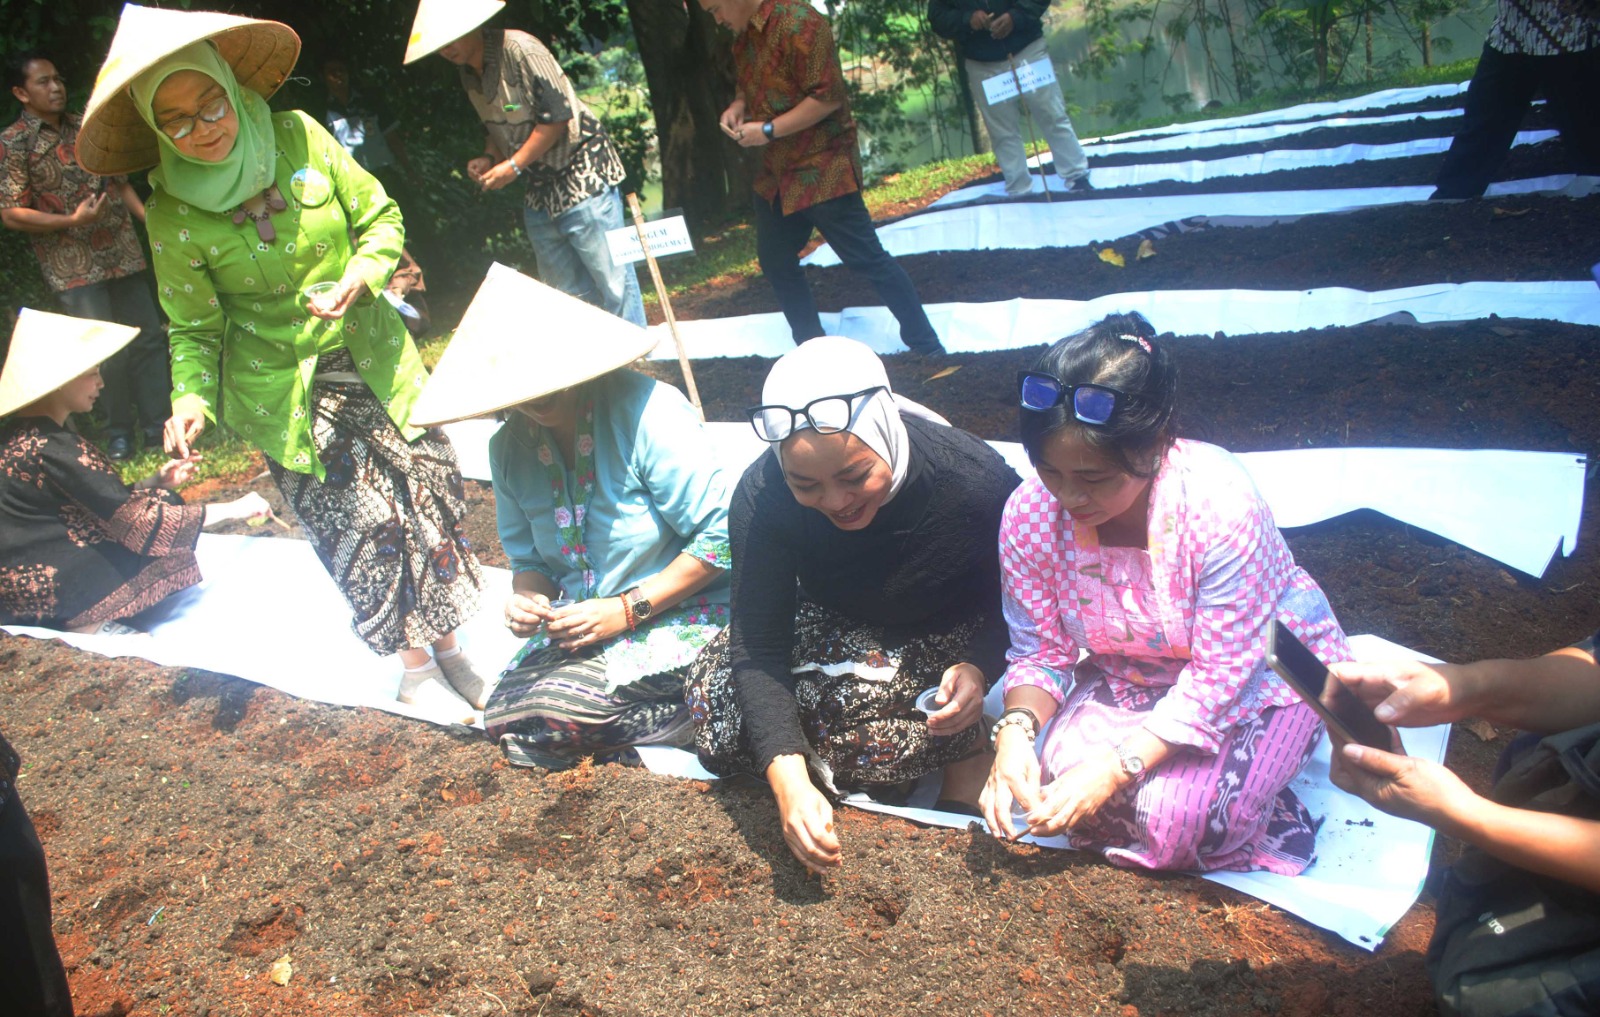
[1017,371,1126,425]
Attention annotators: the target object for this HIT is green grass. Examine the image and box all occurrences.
[111,429,261,490]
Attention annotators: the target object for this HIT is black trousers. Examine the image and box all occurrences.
[0,790,73,1017]
[1433,42,1600,199]
[752,189,941,353]
[56,270,171,444]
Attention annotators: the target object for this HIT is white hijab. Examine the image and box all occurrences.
[759,336,949,503]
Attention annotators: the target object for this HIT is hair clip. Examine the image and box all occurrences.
[1120,333,1153,353]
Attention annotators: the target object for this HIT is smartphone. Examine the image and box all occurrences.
[1264,620,1395,750]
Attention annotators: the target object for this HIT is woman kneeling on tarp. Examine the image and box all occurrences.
[0,309,267,634]
[981,312,1350,873]
[409,264,731,767]
[688,337,1021,872]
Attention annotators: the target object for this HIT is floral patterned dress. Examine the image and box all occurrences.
[1000,439,1350,874]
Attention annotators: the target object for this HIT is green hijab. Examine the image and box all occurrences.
[129,41,277,214]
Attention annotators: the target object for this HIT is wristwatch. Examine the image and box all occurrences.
[762,120,776,140]
[622,586,653,628]
[1114,741,1147,780]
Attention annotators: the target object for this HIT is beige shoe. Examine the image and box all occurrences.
[398,662,444,705]
[437,650,488,710]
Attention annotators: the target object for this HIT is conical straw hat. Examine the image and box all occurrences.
[77,3,300,176]
[403,0,506,65]
[409,263,660,427]
[0,309,140,418]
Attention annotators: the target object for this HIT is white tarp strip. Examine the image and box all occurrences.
[442,419,1584,578]
[652,283,1600,362]
[930,130,1558,207]
[641,633,1450,951]
[0,538,1445,947]
[1088,81,1470,143]
[2,535,527,729]
[1075,108,1463,160]
[803,176,1583,266]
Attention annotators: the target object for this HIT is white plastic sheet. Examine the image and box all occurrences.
[1075,108,1463,160]
[658,282,1600,360]
[1,535,526,729]
[1089,81,1470,143]
[930,130,1558,207]
[804,176,1584,265]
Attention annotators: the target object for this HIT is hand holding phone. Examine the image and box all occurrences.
[1264,620,1398,751]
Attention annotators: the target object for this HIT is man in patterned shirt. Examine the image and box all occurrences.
[703,0,946,356]
[404,0,645,326]
[1,51,170,461]
[1432,0,1600,198]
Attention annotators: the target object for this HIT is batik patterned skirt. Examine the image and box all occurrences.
[265,352,482,656]
[687,600,989,792]
[1041,671,1322,875]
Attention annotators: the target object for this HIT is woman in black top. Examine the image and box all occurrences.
[687,337,1020,872]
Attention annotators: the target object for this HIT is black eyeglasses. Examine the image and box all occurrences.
[1017,371,1125,425]
[747,386,886,442]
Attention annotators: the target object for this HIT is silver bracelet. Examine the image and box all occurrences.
[990,708,1038,748]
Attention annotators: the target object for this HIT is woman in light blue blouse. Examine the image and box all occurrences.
[411,265,730,768]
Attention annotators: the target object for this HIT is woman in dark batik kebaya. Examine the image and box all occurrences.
[0,308,266,633]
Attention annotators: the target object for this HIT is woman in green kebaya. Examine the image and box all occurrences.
[78,5,488,707]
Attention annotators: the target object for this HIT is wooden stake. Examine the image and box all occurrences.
[625,192,703,420]
[1007,54,1050,203]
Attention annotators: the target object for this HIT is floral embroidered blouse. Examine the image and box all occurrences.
[490,370,733,689]
[999,439,1352,754]
[0,417,205,630]
[145,110,429,479]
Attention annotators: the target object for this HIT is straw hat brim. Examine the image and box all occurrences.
[403,0,507,65]
[408,263,660,428]
[0,309,141,419]
[77,5,300,176]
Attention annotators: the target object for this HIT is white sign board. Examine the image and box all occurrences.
[981,55,1058,106]
[605,214,694,265]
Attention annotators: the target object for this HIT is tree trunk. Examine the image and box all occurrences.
[1421,23,1434,66]
[1365,9,1374,80]
[951,43,989,155]
[624,0,754,239]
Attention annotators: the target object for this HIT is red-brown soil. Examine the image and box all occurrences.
[7,103,1600,1017]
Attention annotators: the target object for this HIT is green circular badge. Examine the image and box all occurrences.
[290,167,332,207]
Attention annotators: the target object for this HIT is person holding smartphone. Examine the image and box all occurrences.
[1328,643,1600,1014]
[980,312,1352,875]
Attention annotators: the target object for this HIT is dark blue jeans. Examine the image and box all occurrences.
[56,271,170,442]
[1433,43,1600,199]
[753,190,941,352]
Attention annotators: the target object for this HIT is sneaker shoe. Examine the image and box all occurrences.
[106,434,133,461]
[397,662,444,705]
[909,342,948,361]
[1065,175,1096,193]
[436,649,489,710]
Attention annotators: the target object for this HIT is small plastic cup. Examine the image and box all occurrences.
[548,598,574,611]
[915,687,943,716]
[303,280,340,314]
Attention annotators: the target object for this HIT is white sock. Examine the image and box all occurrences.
[435,644,464,661]
[403,660,439,674]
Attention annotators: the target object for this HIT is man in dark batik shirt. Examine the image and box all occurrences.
[702,0,945,356]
